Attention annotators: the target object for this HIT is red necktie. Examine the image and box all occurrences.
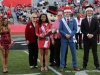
[78,18,80,23]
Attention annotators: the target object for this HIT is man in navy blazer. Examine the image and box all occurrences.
[59,5,79,71]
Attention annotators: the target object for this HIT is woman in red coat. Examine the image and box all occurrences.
[36,14,51,72]
[25,13,38,69]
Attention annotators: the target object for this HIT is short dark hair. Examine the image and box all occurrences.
[38,14,49,27]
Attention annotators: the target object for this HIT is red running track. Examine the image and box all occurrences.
[9,25,26,35]
[2,0,31,6]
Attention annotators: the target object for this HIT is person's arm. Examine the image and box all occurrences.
[35,24,40,37]
[8,26,13,47]
[81,19,89,36]
[92,19,99,36]
[50,23,55,41]
[25,23,29,41]
[59,20,66,37]
[0,32,3,50]
[25,23,30,44]
[46,23,52,36]
[70,19,77,37]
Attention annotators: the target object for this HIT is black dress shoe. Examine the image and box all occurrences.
[49,63,56,66]
[79,47,83,49]
[64,66,68,68]
[76,47,78,50]
[81,66,86,70]
[34,65,38,68]
[56,66,60,68]
[96,66,100,70]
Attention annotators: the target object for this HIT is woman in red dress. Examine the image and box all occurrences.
[0,18,12,73]
[36,14,51,72]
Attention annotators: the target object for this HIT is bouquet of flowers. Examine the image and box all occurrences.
[51,28,59,34]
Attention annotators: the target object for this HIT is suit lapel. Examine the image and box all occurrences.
[90,18,93,27]
[69,17,72,25]
[86,17,93,28]
[64,17,70,26]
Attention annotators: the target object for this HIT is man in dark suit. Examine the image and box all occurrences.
[81,4,100,70]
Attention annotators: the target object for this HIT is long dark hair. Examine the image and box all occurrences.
[38,14,49,27]
[0,18,9,32]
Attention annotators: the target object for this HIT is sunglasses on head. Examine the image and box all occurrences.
[33,17,37,18]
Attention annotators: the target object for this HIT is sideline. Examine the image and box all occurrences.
[65,70,100,73]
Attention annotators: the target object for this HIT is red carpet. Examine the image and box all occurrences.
[9,25,26,35]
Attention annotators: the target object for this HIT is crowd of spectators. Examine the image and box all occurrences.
[13,0,100,25]
[0,5,13,24]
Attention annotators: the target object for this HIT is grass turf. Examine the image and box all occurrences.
[0,45,100,75]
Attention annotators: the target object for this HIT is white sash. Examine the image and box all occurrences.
[41,25,49,48]
[62,18,77,43]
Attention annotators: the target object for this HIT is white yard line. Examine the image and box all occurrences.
[65,70,100,73]
[15,41,26,43]
[10,73,41,75]
[24,51,62,75]
[21,44,27,45]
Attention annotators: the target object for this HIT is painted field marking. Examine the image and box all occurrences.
[24,51,62,75]
[13,38,25,41]
[75,71,88,75]
[10,73,41,75]
[15,41,26,43]
[21,44,27,45]
[65,70,100,73]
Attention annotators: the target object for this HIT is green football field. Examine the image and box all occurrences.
[0,45,100,75]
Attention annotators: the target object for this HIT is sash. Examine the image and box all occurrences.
[62,18,77,43]
[41,25,49,48]
[77,18,81,33]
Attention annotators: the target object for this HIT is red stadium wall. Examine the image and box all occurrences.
[2,0,31,6]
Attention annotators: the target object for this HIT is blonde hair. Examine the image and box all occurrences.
[30,13,37,20]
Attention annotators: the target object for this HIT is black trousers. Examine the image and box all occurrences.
[54,39,61,66]
[28,42,38,66]
[83,40,99,67]
[97,34,100,43]
[49,41,55,63]
[75,33,82,48]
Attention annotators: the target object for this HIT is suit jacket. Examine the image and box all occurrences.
[81,17,99,41]
[59,17,77,42]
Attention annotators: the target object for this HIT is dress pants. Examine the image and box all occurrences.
[54,39,61,66]
[75,33,82,48]
[60,42,78,68]
[97,34,100,43]
[49,41,55,63]
[83,40,99,67]
[28,42,38,66]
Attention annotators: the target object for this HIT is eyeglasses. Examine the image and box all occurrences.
[58,15,62,16]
